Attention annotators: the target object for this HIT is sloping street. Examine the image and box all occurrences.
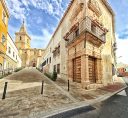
[0,68,73,118]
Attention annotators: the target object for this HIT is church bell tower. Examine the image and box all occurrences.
[15,20,31,50]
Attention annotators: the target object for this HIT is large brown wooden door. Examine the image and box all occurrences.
[73,57,81,83]
[89,57,96,83]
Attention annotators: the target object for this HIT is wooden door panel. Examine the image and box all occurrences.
[89,57,96,83]
[73,57,81,83]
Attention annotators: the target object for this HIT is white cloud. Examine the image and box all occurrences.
[30,28,52,48]
[36,17,42,24]
[6,0,26,20]
[6,0,65,21]
[116,34,128,64]
[8,24,19,40]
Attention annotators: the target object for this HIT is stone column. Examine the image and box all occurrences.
[96,58,102,84]
[81,54,90,88]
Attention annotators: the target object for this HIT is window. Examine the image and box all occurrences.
[75,29,79,37]
[91,24,96,34]
[2,11,6,24]
[53,45,60,58]
[20,36,22,40]
[8,47,11,54]
[49,57,51,63]
[13,52,15,57]
[42,61,46,67]
[112,64,115,75]
[57,64,60,74]
[16,55,17,60]
[58,46,60,55]
[47,58,48,64]
[101,33,106,42]
[54,65,56,72]
[2,34,6,43]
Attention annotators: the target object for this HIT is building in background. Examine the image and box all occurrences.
[0,0,9,71]
[15,21,45,67]
[42,0,116,89]
[5,33,21,71]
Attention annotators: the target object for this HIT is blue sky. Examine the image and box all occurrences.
[6,0,128,63]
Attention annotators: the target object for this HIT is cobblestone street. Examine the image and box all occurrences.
[0,68,73,118]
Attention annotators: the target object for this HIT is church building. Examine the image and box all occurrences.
[15,21,45,67]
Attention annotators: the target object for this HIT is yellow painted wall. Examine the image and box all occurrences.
[0,1,8,65]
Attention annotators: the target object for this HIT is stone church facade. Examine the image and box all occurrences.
[15,21,45,67]
[42,0,116,89]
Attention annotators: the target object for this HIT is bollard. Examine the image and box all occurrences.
[41,81,44,94]
[68,80,69,91]
[2,82,8,100]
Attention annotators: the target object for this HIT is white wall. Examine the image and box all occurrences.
[42,0,80,76]
[5,33,21,69]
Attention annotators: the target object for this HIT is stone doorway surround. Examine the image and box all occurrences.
[67,48,103,89]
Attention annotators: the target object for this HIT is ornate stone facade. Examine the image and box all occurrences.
[15,21,45,67]
[42,0,116,89]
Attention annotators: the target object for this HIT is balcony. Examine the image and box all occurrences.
[64,16,108,47]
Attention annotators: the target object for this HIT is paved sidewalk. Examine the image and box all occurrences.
[55,77,126,101]
[0,68,127,118]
